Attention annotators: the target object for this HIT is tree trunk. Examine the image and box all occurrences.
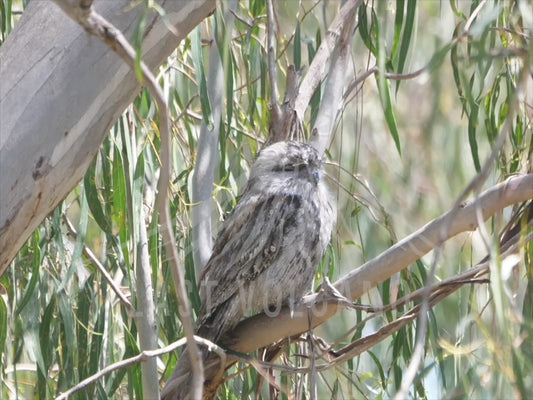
[0,0,215,275]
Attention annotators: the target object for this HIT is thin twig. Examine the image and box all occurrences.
[55,335,223,400]
[62,214,136,315]
[50,0,204,397]
[394,8,529,396]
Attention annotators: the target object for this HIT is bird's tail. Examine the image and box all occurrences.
[161,345,227,400]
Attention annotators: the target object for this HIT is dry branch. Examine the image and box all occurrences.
[56,335,224,400]
[294,0,363,120]
[227,173,533,353]
[174,198,531,391]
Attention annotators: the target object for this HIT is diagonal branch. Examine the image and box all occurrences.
[226,173,533,354]
[194,222,530,377]
[191,0,238,277]
[63,214,136,314]
[55,335,225,400]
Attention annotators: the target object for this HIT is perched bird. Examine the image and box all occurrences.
[162,140,335,399]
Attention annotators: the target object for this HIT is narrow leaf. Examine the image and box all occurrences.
[0,295,7,363]
[84,158,112,234]
[395,0,416,92]
[468,101,481,172]
[294,21,301,70]
[192,26,214,130]
[376,76,402,155]
[15,231,41,315]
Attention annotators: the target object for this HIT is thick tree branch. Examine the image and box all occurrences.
[0,0,215,275]
[227,173,533,353]
[191,38,224,274]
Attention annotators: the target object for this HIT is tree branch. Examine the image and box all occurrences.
[189,223,530,378]
[50,0,205,397]
[226,173,533,354]
[191,1,238,276]
[309,1,357,154]
[294,0,363,121]
[191,36,224,274]
[55,335,224,400]
[0,0,216,276]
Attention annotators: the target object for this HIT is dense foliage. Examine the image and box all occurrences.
[1,1,531,398]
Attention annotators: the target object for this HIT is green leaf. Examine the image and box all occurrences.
[310,29,321,128]
[392,0,405,59]
[395,0,416,92]
[84,158,112,234]
[77,280,92,382]
[450,0,467,19]
[132,9,147,83]
[427,42,453,74]
[376,75,402,155]
[0,0,13,42]
[223,53,235,173]
[294,21,301,70]
[60,185,89,291]
[368,350,387,390]
[192,26,214,130]
[38,296,56,398]
[358,4,378,56]
[89,304,105,376]
[185,233,201,315]
[113,145,128,242]
[58,290,76,357]
[468,100,481,172]
[15,231,41,315]
[0,295,7,364]
[132,151,145,243]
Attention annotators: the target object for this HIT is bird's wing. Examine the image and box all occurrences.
[197,192,305,320]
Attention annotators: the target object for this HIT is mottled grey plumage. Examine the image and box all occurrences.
[161,141,335,399]
[196,140,335,341]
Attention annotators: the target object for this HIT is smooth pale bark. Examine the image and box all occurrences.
[229,174,533,353]
[0,0,216,275]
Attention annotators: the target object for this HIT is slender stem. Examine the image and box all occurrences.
[51,1,204,397]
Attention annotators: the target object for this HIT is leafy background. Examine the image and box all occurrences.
[1,0,532,399]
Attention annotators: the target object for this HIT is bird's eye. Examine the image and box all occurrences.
[272,163,298,172]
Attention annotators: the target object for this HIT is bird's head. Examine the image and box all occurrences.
[248,141,324,188]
